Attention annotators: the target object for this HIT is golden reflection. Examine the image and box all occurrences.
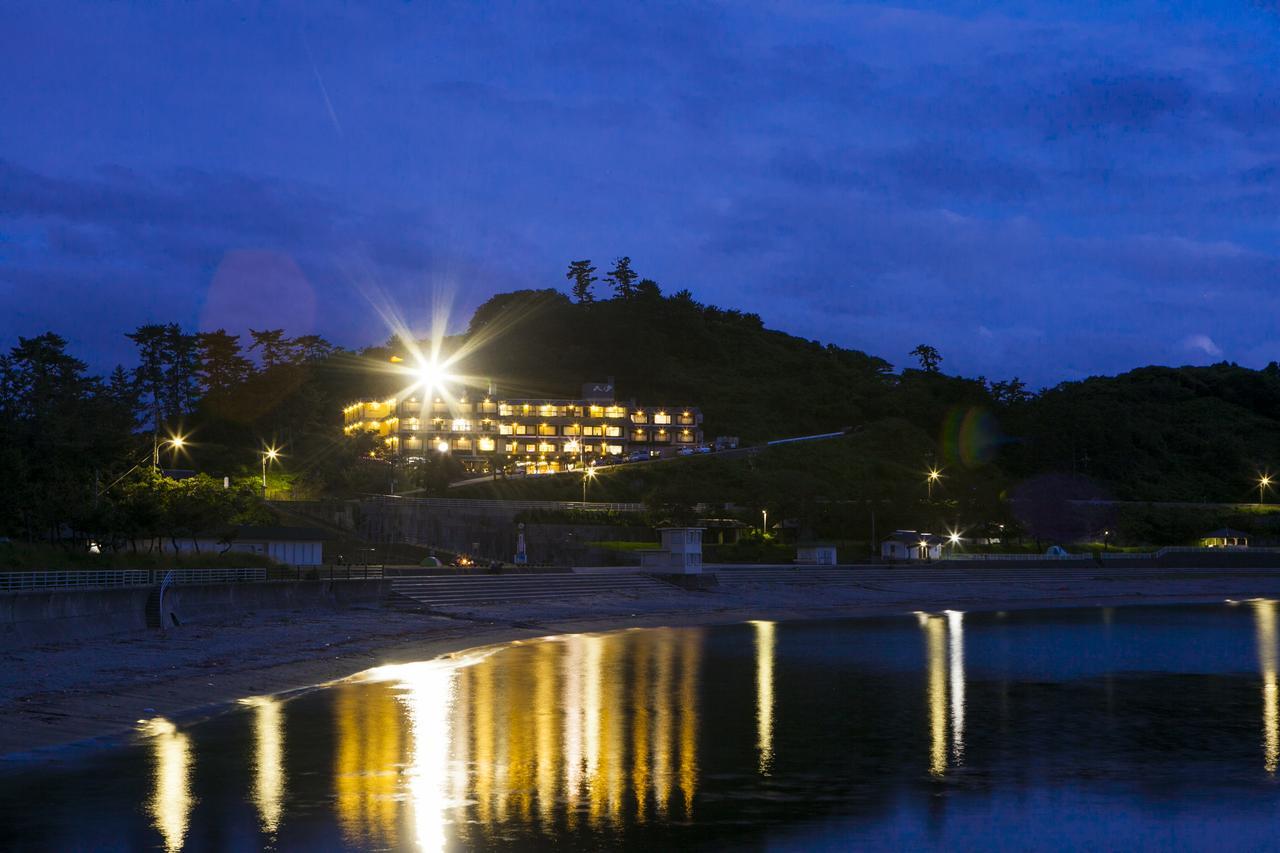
[240,697,285,837]
[534,640,558,830]
[652,628,676,818]
[324,628,705,846]
[920,613,949,777]
[334,683,405,848]
[1254,599,1279,774]
[946,610,966,765]
[679,629,702,816]
[631,632,652,822]
[396,661,460,853]
[138,717,195,853]
[752,620,777,775]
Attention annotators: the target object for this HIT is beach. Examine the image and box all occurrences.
[4,565,1280,760]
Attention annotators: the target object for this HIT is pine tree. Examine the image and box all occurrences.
[566,260,597,303]
[605,256,638,300]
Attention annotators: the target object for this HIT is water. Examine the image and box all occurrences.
[5,602,1280,851]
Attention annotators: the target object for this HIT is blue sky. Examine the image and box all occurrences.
[2,1,1278,386]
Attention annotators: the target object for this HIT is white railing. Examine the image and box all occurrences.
[0,567,268,592]
[946,553,1092,561]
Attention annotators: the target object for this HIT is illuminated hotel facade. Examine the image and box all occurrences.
[343,381,703,474]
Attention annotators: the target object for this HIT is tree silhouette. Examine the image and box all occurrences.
[910,344,943,373]
[605,256,639,300]
[566,259,597,303]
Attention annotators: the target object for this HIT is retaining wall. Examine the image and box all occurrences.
[0,579,392,649]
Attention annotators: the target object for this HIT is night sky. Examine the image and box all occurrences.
[2,2,1277,386]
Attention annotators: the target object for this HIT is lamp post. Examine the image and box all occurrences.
[762,509,768,538]
[262,445,280,489]
[927,468,941,500]
[582,464,596,502]
[1260,475,1272,507]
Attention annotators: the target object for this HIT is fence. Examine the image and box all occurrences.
[0,565,385,592]
[0,567,267,592]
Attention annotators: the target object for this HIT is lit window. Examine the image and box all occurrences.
[478,437,496,452]
[499,404,515,416]
[563,424,581,436]
[515,424,532,435]
[605,425,622,437]
[588,405,605,418]
[538,404,558,418]
[583,425,603,437]
[605,405,627,419]
[538,423,557,436]
[654,412,671,425]
[631,412,649,424]
[499,423,514,435]
[606,444,623,455]
[452,418,471,432]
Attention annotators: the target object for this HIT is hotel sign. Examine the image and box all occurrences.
[582,382,615,401]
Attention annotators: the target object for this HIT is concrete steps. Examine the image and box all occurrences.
[391,572,672,607]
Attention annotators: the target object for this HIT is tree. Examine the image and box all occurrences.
[248,329,289,369]
[605,256,639,300]
[910,344,943,373]
[566,260,597,304]
[126,323,197,420]
[635,278,662,301]
[196,330,254,396]
[989,377,1032,406]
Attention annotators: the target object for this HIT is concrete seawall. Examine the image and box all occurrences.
[0,579,392,649]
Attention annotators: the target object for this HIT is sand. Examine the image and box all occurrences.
[4,565,1280,761]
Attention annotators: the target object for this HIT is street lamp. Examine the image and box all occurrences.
[582,464,597,502]
[762,508,768,538]
[927,468,942,500]
[1260,475,1273,507]
[262,445,280,489]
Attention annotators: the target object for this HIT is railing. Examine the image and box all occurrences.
[366,495,647,513]
[945,553,1093,561]
[0,567,267,592]
[0,566,393,592]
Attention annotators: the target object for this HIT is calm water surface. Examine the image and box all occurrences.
[5,602,1280,850]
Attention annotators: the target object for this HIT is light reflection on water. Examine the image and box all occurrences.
[137,717,194,853]
[15,603,1280,850]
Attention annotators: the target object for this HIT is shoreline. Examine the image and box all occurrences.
[4,571,1280,762]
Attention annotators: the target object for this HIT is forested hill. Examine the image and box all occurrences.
[426,288,1280,505]
[4,279,1280,550]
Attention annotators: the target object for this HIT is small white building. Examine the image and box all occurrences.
[159,526,329,566]
[881,530,942,562]
[796,544,838,565]
[640,527,704,574]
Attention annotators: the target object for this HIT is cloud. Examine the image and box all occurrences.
[1181,334,1223,358]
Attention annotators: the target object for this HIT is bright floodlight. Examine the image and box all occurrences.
[584,465,597,479]
[928,468,941,482]
[948,531,962,545]
[265,446,279,460]
[1263,475,1273,488]
[436,440,449,453]
[169,435,185,449]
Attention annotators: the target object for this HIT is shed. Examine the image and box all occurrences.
[1200,528,1250,549]
[796,544,838,566]
[640,527,704,574]
[698,518,752,545]
[226,526,331,566]
[881,530,942,562]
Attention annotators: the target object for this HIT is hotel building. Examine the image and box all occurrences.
[343,381,703,474]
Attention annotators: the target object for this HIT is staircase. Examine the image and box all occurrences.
[391,571,672,609]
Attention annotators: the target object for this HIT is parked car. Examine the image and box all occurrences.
[695,445,712,454]
[677,446,694,456]
[628,450,651,462]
